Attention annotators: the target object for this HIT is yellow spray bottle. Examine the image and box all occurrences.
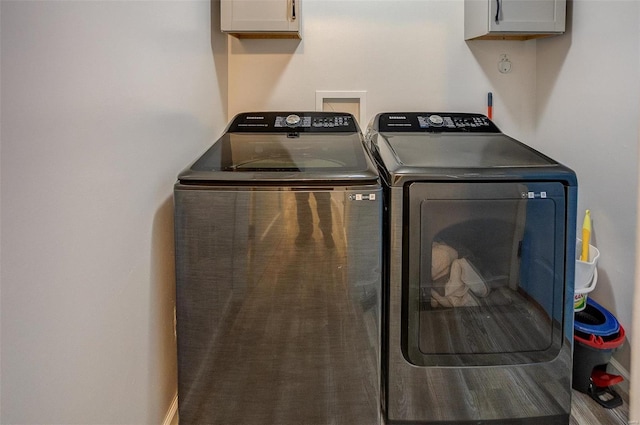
[581,210,591,262]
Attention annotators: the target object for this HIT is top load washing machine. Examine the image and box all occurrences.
[174,112,382,425]
[366,112,577,425]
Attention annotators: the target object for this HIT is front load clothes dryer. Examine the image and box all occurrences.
[365,112,577,425]
[174,112,382,425]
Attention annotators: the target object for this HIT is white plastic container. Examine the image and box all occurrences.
[574,239,600,311]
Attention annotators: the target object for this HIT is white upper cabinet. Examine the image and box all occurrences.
[221,0,300,39]
[465,0,565,40]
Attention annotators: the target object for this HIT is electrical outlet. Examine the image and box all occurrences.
[498,54,512,74]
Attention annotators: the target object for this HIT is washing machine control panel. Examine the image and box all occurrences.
[229,112,359,133]
[378,113,500,133]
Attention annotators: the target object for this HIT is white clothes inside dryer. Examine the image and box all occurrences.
[430,242,491,308]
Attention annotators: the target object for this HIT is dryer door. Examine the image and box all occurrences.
[404,181,567,366]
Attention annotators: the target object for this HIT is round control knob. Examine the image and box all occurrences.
[428,114,444,126]
[285,114,301,127]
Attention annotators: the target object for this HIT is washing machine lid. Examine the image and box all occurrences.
[370,112,576,185]
[179,112,379,184]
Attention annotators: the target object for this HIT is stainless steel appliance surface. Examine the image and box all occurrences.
[366,112,577,425]
[174,112,382,425]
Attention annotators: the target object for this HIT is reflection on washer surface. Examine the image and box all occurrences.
[367,112,577,424]
[174,112,382,425]
[175,189,381,424]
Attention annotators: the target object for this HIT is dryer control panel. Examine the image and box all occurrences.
[378,113,500,133]
[229,112,359,133]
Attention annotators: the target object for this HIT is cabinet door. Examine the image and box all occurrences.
[221,0,298,32]
[489,0,565,32]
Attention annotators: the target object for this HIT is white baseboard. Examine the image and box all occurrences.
[163,394,179,425]
[609,357,631,395]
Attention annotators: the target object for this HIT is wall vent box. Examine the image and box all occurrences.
[316,91,367,126]
[465,0,566,40]
[221,0,301,39]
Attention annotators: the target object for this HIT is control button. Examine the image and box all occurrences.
[428,114,444,126]
[285,114,301,127]
[444,117,455,128]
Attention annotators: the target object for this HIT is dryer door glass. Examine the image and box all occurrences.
[405,182,566,367]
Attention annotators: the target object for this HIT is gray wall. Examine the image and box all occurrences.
[228,0,539,137]
[535,0,639,376]
[0,1,227,423]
